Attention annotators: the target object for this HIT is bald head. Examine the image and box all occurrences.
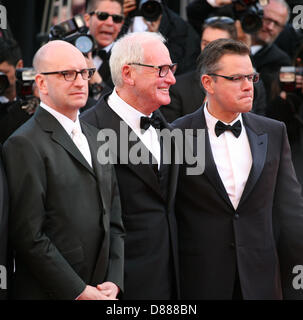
[33,40,86,73]
[34,40,89,120]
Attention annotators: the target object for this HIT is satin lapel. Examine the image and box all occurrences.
[98,102,162,197]
[35,107,95,176]
[192,107,234,209]
[154,109,179,206]
[238,116,267,208]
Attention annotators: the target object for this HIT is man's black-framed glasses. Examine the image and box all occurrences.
[40,68,96,81]
[128,63,178,77]
[90,11,124,23]
[208,72,260,83]
[204,16,235,25]
[263,16,285,29]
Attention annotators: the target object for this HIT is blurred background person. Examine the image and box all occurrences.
[84,0,124,90]
[121,0,201,76]
[0,37,36,144]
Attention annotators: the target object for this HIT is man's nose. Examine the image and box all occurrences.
[165,69,176,85]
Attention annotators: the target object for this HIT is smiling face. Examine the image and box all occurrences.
[85,0,123,48]
[203,53,254,122]
[128,40,176,115]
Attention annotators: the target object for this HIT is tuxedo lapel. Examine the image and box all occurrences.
[238,114,268,208]
[35,107,95,176]
[192,108,234,209]
[98,101,163,198]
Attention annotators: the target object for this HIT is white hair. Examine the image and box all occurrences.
[109,31,166,87]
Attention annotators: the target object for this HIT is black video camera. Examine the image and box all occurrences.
[0,72,9,96]
[131,0,162,22]
[49,14,95,55]
[232,0,267,33]
[16,68,36,100]
[16,68,39,114]
[279,66,303,95]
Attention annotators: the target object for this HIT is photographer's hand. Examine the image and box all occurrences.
[85,52,103,85]
[235,20,252,48]
[144,15,162,33]
[123,0,137,17]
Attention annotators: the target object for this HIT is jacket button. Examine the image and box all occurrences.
[234,214,239,219]
[230,242,235,248]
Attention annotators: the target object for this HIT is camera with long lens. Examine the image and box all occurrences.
[128,0,162,22]
[232,0,268,34]
[49,14,95,55]
[16,68,40,114]
[279,66,303,95]
[0,72,9,96]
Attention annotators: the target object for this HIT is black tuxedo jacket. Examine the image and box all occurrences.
[172,107,303,299]
[2,107,124,300]
[81,94,180,299]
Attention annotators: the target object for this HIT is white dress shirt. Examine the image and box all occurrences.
[107,89,161,168]
[204,105,252,209]
[40,102,92,167]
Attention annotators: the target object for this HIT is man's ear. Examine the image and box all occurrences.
[121,64,135,86]
[83,12,91,28]
[35,74,48,95]
[201,74,214,95]
[16,59,23,69]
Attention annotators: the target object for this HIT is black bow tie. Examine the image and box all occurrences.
[215,120,242,138]
[140,113,162,131]
[95,49,110,61]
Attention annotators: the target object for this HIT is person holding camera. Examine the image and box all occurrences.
[0,37,33,144]
[121,0,201,76]
[250,0,291,102]
[84,0,124,90]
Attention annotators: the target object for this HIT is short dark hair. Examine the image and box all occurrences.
[198,38,250,77]
[0,37,22,66]
[86,0,124,13]
[202,21,238,41]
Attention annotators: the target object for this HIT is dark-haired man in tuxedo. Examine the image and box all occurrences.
[173,38,303,300]
[81,31,179,299]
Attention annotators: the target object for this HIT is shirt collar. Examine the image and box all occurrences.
[40,101,81,136]
[107,88,151,133]
[204,102,243,134]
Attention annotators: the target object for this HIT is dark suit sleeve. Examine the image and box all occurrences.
[105,166,124,291]
[3,136,86,300]
[273,123,303,299]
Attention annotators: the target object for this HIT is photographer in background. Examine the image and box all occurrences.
[121,0,201,76]
[0,38,34,144]
[250,0,291,102]
[186,0,234,36]
[84,0,124,90]
[266,44,303,188]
